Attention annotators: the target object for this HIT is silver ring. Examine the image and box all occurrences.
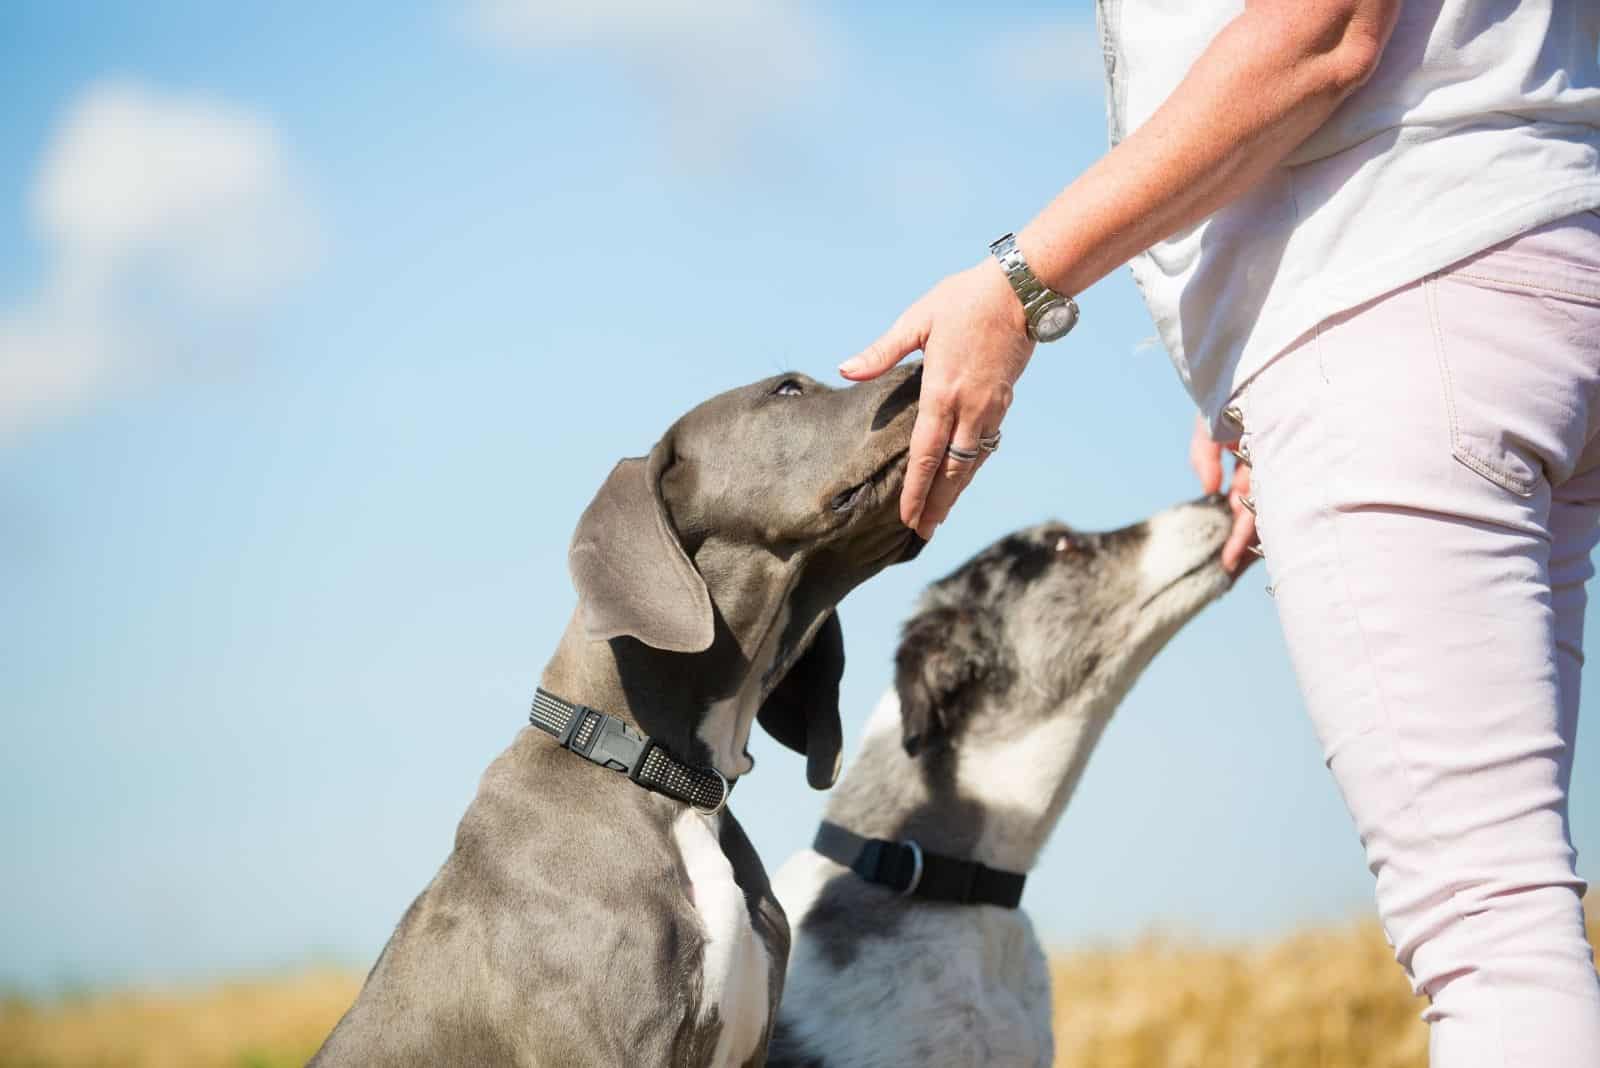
[899,840,925,897]
[692,769,731,816]
[945,443,981,464]
[978,430,1001,454]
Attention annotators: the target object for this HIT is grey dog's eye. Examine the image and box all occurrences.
[772,379,804,397]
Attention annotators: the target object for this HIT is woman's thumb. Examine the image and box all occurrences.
[840,315,923,380]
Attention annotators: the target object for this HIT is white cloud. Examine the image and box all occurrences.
[985,20,1106,91]
[0,81,319,439]
[467,0,837,160]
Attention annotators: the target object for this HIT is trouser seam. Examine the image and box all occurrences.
[1452,270,1600,304]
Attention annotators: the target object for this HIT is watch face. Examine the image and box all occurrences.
[1033,301,1078,342]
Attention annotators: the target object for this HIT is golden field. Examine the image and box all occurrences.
[2,911,1595,1068]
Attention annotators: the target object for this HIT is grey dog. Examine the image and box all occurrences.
[767,496,1236,1068]
[310,365,923,1068]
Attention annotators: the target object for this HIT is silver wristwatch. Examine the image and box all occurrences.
[989,233,1079,343]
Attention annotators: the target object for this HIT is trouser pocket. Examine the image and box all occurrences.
[1424,274,1541,496]
[1425,212,1600,496]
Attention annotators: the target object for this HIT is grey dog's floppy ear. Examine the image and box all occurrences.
[895,606,994,757]
[567,445,714,654]
[757,611,846,790]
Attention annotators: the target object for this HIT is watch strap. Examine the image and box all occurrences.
[990,232,1049,310]
[989,232,1077,341]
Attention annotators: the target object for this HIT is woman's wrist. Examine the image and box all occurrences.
[975,254,1031,340]
[1012,222,1096,313]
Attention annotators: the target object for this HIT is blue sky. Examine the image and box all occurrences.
[2,0,1595,991]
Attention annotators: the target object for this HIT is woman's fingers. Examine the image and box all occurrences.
[839,309,927,381]
[1221,460,1258,575]
[1190,412,1224,494]
[899,390,956,531]
[914,395,1006,539]
[1192,410,1258,574]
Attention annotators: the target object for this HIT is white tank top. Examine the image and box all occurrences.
[1096,1,1600,427]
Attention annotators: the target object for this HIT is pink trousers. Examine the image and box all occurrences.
[1237,210,1600,1066]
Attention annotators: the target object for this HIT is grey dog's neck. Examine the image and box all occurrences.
[822,693,1114,875]
[539,598,784,781]
[539,537,814,780]
[536,614,713,770]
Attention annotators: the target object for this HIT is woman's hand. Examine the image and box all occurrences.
[838,259,1035,540]
[1189,412,1258,575]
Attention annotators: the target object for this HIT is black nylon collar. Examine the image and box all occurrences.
[813,820,1026,909]
[529,688,731,814]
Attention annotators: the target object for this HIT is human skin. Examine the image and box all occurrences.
[838,0,1403,570]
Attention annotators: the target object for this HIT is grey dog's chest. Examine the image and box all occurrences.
[489,804,778,1068]
[322,737,784,1068]
[670,808,779,1067]
[500,747,779,1067]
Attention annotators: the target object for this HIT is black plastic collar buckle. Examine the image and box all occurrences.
[586,717,648,776]
[859,837,925,896]
[571,711,651,777]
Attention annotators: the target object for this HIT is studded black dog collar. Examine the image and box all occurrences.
[529,688,731,814]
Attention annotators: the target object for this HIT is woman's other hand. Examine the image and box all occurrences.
[1189,412,1258,575]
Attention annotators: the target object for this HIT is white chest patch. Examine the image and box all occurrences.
[673,810,771,1067]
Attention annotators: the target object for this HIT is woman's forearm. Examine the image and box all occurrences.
[840,0,1402,541]
[1019,0,1400,298]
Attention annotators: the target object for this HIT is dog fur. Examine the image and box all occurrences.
[310,366,923,1068]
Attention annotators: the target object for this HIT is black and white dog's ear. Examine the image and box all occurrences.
[757,611,845,790]
[567,443,715,654]
[895,606,993,757]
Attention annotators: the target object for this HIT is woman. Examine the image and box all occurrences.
[841,2,1600,1064]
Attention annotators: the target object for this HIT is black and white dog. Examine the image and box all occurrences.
[767,496,1237,1068]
